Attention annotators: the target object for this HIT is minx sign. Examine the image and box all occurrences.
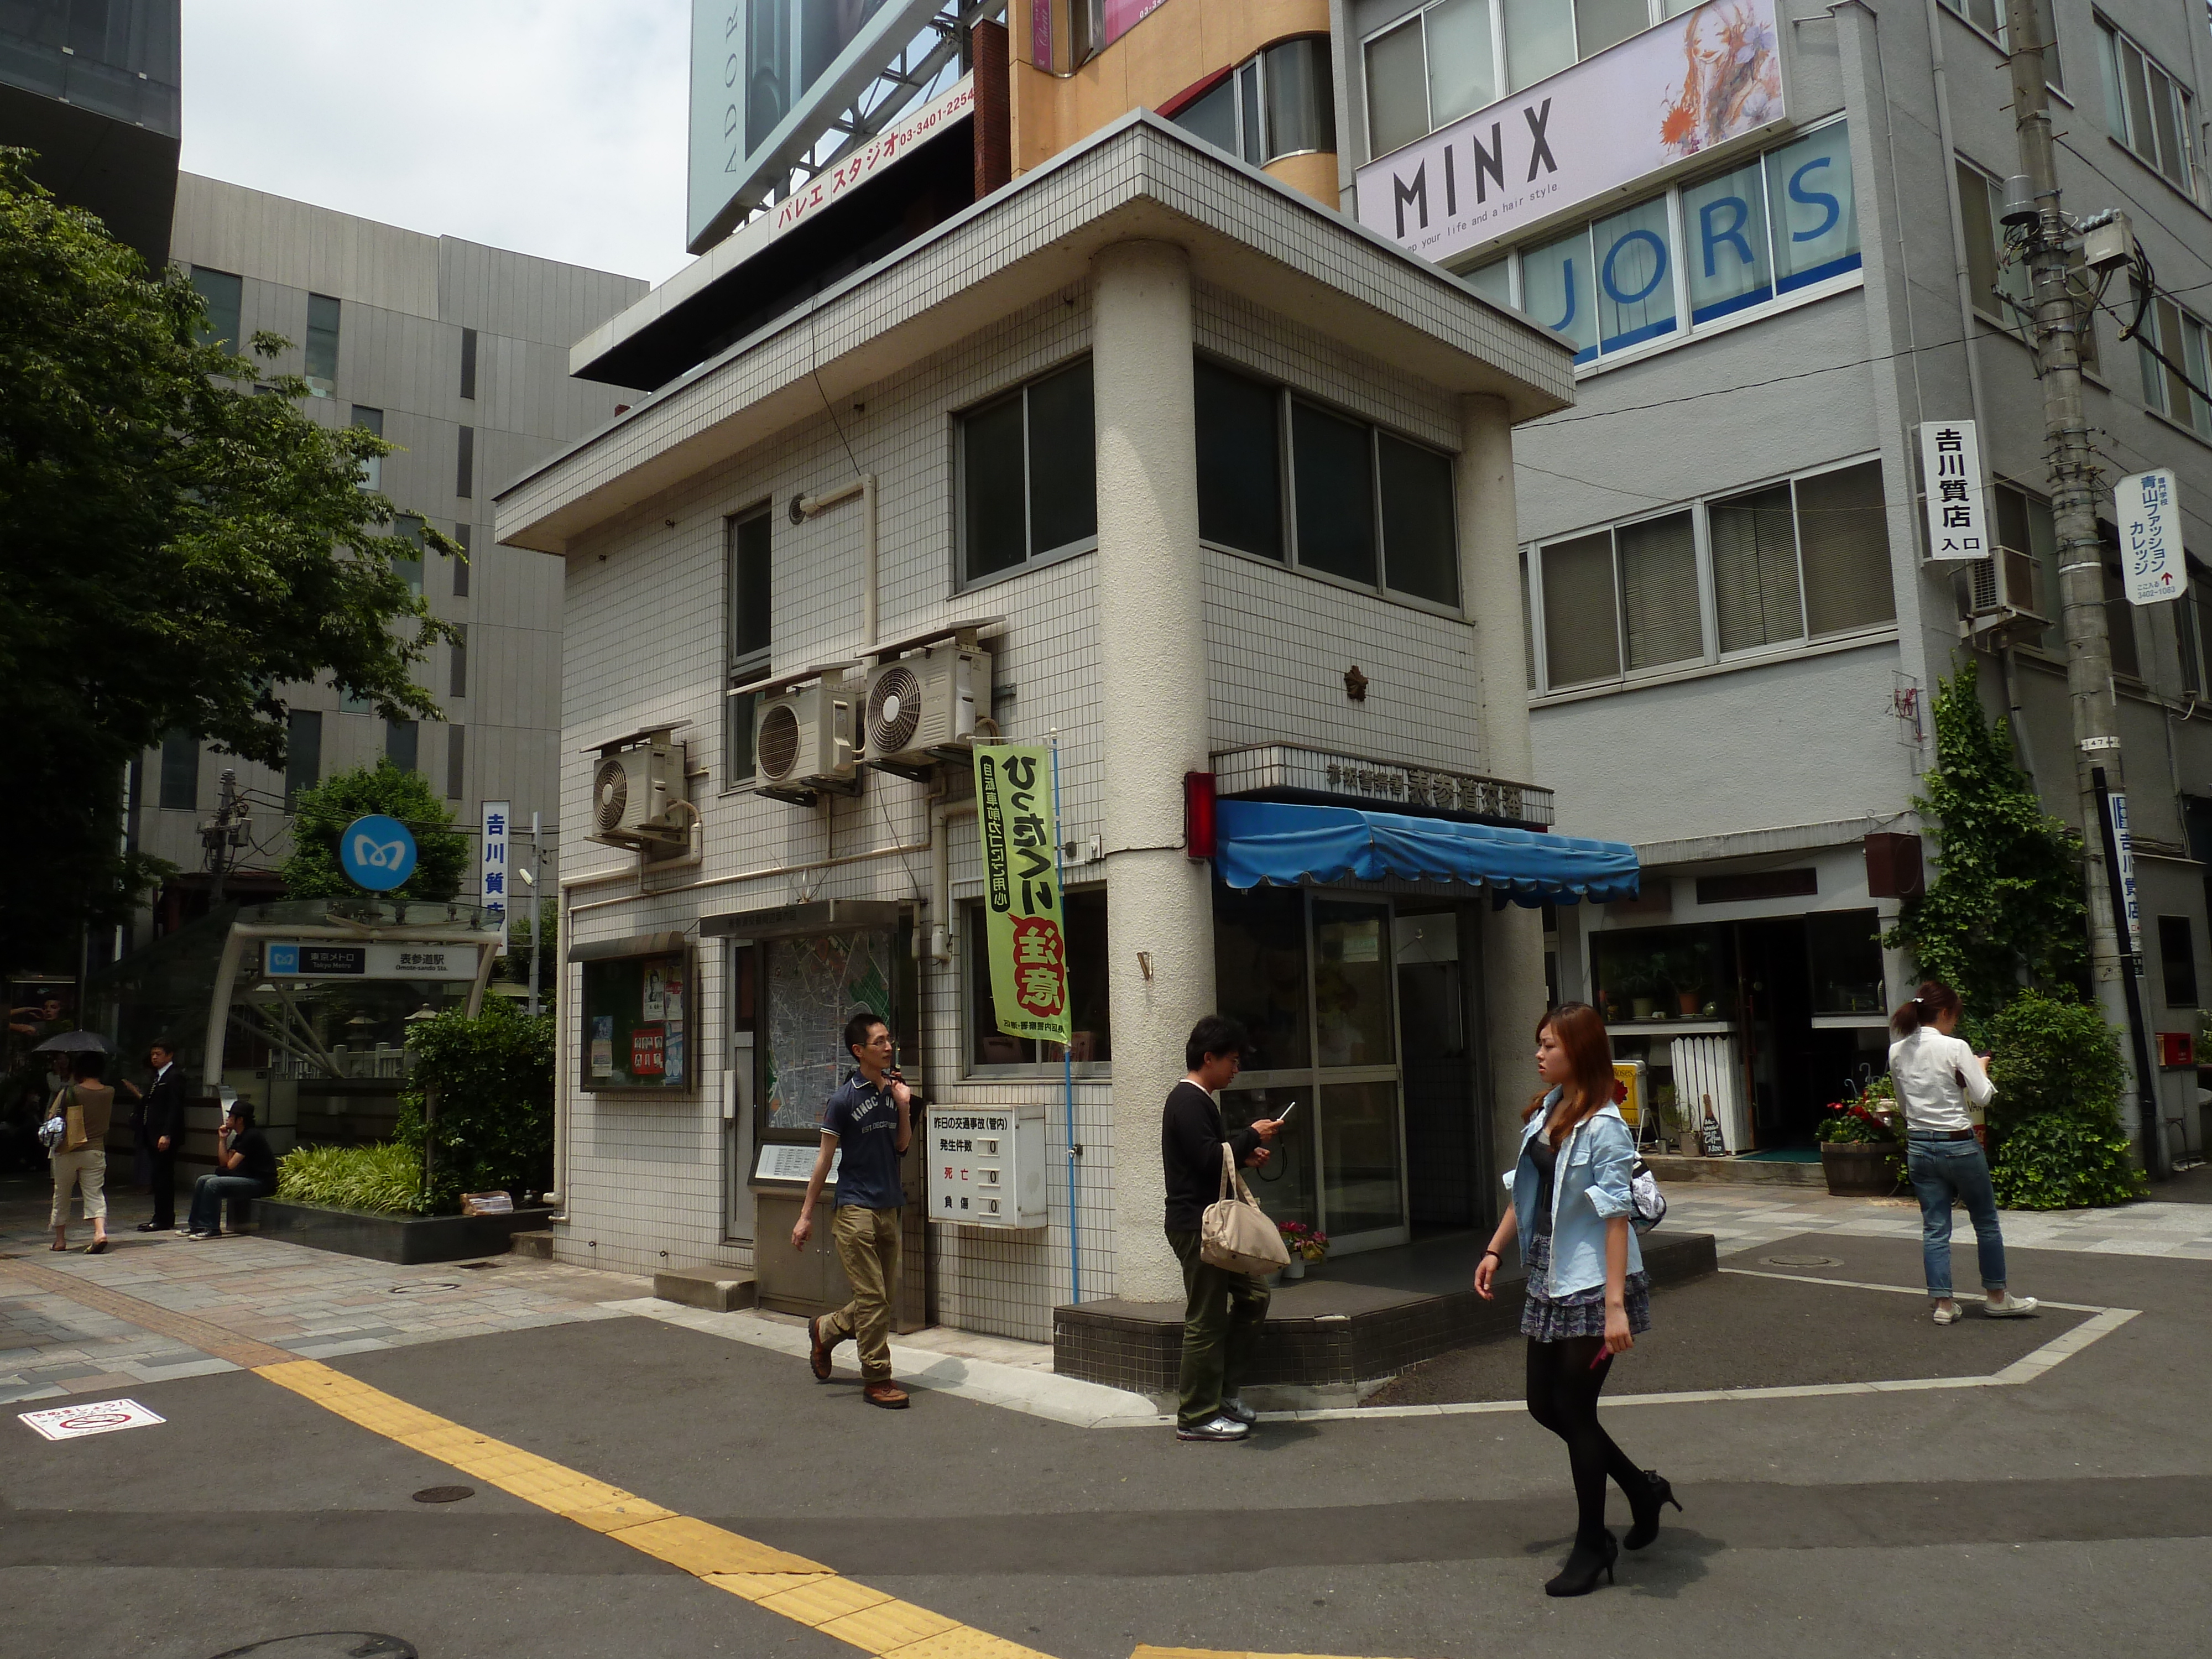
[1355,0,1788,267]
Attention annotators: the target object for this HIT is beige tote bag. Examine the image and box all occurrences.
[1199,1141,1291,1276]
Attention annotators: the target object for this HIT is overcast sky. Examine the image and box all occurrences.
[178,2,694,285]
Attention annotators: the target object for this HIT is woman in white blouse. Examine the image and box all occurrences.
[1889,980,2037,1325]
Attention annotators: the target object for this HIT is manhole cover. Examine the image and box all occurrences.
[412,1484,474,1504]
[1762,1254,1844,1267]
[386,1282,461,1296]
[207,1636,418,1658]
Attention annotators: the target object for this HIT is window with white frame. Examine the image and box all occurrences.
[1526,459,1893,693]
[1363,0,1704,157]
[1938,0,2061,88]
[1171,35,1335,165]
[2132,279,2212,440]
[959,357,1096,585]
[1194,356,1462,608]
[1990,481,2062,654]
[2099,19,2196,195]
[1469,121,1859,366]
[2179,558,2212,697]
[966,887,1112,1072]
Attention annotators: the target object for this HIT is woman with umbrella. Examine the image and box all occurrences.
[35,1031,123,1254]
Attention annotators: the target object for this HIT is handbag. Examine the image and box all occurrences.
[1628,1157,1666,1234]
[1199,1142,1291,1276]
[60,1086,88,1155]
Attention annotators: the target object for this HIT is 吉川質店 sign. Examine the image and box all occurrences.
[1353,0,1787,265]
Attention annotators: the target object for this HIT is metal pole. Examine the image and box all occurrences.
[1050,733,1079,1307]
[2092,768,2165,1173]
[2002,0,2148,1160]
[528,811,542,1019]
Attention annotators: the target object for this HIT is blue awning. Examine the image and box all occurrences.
[1214,800,1640,907]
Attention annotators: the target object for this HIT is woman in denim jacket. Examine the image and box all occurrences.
[1475,1002,1677,1596]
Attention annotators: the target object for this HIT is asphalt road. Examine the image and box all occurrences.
[5,1230,2209,1659]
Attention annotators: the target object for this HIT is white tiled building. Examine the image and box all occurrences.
[499,116,1607,1339]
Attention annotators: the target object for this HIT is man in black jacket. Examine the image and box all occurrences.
[1162,1014,1281,1442]
[136,1042,187,1233]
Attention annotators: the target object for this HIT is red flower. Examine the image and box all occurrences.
[1610,1079,1629,1104]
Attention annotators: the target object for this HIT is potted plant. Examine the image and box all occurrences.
[1658,942,1714,1018]
[1277,1221,1328,1280]
[1816,1079,1902,1196]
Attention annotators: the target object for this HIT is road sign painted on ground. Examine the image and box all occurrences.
[18,1397,165,1441]
[2118,468,2182,604]
[338,814,418,891]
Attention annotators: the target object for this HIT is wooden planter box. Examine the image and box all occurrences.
[1819,1142,1900,1197]
[255,1198,552,1265]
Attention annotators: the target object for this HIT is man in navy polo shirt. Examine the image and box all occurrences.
[792,1010,913,1408]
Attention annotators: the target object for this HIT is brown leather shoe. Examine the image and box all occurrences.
[807,1316,835,1381]
[862,1380,909,1409]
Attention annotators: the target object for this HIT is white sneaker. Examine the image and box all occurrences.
[1984,1293,2039,1318]
[1931,1301,1963,1325]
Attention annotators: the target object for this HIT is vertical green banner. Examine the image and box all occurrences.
[973,743,1070,1047]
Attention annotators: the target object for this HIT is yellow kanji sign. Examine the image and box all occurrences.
[974,743,1070,1047]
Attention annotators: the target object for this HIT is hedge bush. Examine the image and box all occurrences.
[277,1142,426,1215]
[1981,989,2144,1209]
[398,995,553,1213]
[1990,1110,2145,1209]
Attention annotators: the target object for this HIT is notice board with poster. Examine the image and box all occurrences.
[578,950,690,1091]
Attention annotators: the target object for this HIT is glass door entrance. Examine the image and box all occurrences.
[1214,887,1408,1254]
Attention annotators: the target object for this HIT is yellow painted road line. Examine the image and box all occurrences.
[1131,1648,1417,1659]
[0,1255,293,1369]
[254,1358,1047,1657]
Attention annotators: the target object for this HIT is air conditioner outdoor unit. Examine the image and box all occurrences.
[754,677,857,801]
[1962,546,2047,645]
[861,644,988,778]
[589,739,688,851]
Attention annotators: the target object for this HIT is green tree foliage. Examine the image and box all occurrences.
[0,149,455,971]
[280,763,467,902]
[397,998,555,1213]
[1983,990,2144,1208]
[1884,661,2086,1018]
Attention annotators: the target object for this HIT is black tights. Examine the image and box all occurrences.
[1526,1335,1644,1547]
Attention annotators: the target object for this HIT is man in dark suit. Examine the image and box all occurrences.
[136,1042,187,1233]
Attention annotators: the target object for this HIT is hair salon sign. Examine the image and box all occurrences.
[1354,0,1787,266]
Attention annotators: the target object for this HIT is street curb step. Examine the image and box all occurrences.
[1642,1154,1827,1188]
[654,1266,758,1313]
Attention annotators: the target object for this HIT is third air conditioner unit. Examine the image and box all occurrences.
[861,643,988,778]
[1963,546,2047,646]
[753,677,857,802]
[590,739,687,851]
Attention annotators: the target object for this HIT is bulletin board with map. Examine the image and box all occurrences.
[761,930,895,1135]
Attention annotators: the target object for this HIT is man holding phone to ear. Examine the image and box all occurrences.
[1161,1014,1281,1442]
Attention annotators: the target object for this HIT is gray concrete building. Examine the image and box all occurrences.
[135,175,648,943]
[1335,0,2212,1165]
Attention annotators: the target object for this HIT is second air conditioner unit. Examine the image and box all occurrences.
[861,643,988,778]
[754,677,857,801]
[590,739,688,851]
[1961,546,2047,646]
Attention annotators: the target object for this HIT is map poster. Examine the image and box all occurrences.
[973,743,1070,1048]
[589,1016,614,1077]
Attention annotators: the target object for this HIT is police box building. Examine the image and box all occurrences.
[1339,0,2212,1168]
[497,6,1637,1347]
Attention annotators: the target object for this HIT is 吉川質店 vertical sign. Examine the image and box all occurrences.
[481,800,509,948]
[2118,468,2181,606]
[1353,0,1786,264]
[1917,421,1989,560]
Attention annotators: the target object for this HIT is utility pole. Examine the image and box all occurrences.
[528,810,542,1019]
[2003,0,2161,1176]
[202,768,251,907]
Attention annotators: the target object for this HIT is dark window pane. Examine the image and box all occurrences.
[1797,462,1894,635]
[1196,358,1283,559]
[305,292,340,386]
[1240,60,1262,165]
[456,426,474,498]
[1173,77,1238,154]
[1378,433,1458,604]
[1261,35,1335,159]
[1291,402,1377,585]
[731,510,772,661]
[1213,884,1312,1071]
[963,392,1028,581]
[1709,483,1802,650]
[159,729,198,810]
[460,326,478,400]
[449,623,468,698]
[1806,907,1885,1015]
[444,722,464,801]
[453,522,471,596]
[1540,531,1622,687]
[2159,915,2198,1006]
[1616,510,1699,668]
[190,267,241,351]
[392,515,422,596]
[727,688,758,789]
[968,889,1110,1066]
[2104,560,2141,678]
[385,719,419,773]
[286,711,321,808]
[1026,359,1096,556]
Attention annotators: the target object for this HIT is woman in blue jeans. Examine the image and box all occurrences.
[1888,980,2037,1325]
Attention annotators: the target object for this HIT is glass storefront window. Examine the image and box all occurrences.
[1806,909,1885,1015]
[1313,900,1396,1067]
[968,888,1111,1070]
[1215,885,1312,1071]
[1590,924,1736,1025]
[1223,1083,1317,1229]
[1321,1081,1406,1236]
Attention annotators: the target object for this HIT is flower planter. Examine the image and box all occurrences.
[1819,1142,1898,1197]
[255,1198,553,1264]
[1281,1256,1306,1281]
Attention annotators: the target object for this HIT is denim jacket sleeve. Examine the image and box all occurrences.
[1579,1113,1635,1221]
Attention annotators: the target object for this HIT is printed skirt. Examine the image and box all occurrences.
[1520,1228,1652,1343]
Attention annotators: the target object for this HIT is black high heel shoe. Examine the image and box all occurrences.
[1624,1469,1683,1551]
[1544,1531,1618,1597]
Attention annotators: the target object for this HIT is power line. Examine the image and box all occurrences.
[1527,334,1983,427]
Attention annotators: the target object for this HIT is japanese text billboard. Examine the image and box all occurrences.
[973,744,1069,1048]
[1354,0,1786,267]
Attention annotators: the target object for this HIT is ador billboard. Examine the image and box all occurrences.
[1354,0,1787,267]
